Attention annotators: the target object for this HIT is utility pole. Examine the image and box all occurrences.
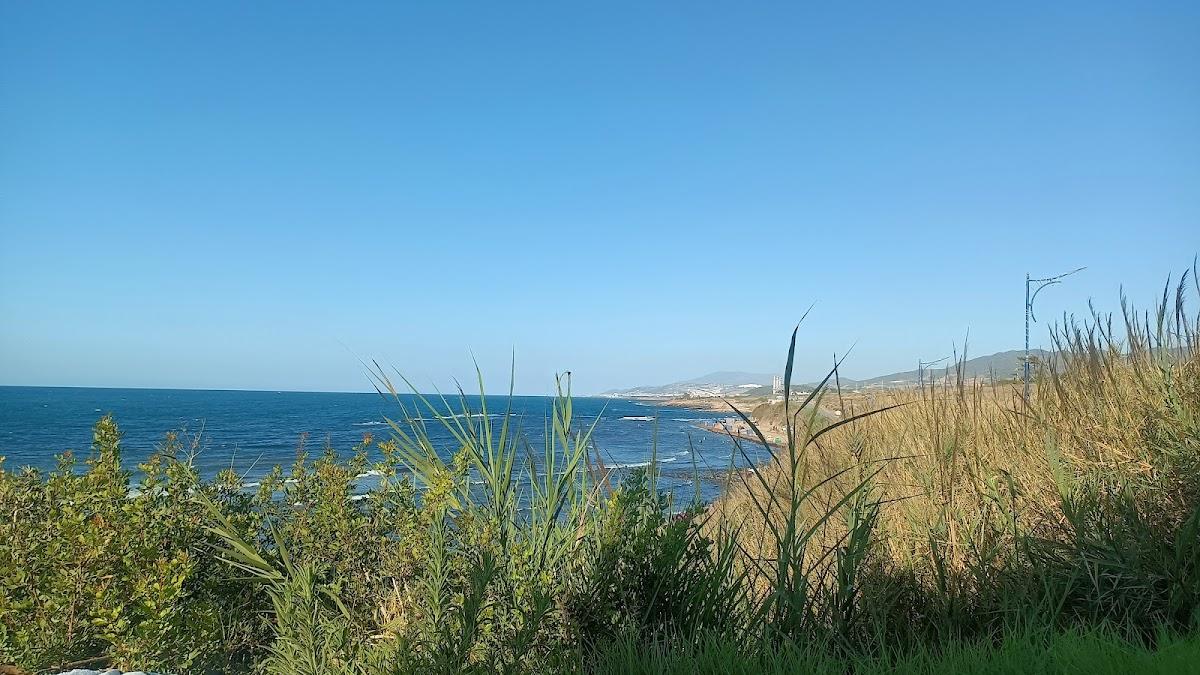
[1024,267,1085,401]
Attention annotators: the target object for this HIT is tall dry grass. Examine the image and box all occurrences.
[716,266,1200,646]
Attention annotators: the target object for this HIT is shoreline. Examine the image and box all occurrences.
[625,396,766,413]
[619,395,789,449]
[623,395,792,448]
[692,420,786,448]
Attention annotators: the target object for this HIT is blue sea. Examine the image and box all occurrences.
[0,387,764,502]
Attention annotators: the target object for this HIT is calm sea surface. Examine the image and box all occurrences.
[0,387,764,502]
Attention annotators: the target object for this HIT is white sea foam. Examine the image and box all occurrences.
[620,415,655,421]
[408,413,503,422]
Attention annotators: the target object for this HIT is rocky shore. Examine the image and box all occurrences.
[633,396,767,412]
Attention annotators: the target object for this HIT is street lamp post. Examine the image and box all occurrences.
[1024,267,1085,401]
[918,356,949,389]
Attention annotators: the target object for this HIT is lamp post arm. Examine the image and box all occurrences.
[1023,266,1085,402]
[1028,279,1061,323]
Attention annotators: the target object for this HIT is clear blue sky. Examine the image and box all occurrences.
[1,2,1197,395]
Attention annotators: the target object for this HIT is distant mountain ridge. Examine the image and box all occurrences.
[598,349,1049,397]
[599,371,773,398]
[832,349,1050,389]
[675,371,775,387]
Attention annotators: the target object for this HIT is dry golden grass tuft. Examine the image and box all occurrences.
[714,268,1200,635]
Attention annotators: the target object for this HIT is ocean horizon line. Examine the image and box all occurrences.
[0,383,617,399]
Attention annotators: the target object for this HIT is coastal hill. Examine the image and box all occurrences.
[598,349,1050,398]
[834,348,1052,389]
[597,371,774,398]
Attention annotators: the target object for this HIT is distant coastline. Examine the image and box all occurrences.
[626,396,760,413]
[623,395,797,447]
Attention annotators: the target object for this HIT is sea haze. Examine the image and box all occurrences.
[0,386,763,502]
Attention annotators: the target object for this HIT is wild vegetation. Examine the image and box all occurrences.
[1,267,1198,674]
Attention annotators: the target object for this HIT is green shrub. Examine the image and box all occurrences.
[0,419,233,671]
